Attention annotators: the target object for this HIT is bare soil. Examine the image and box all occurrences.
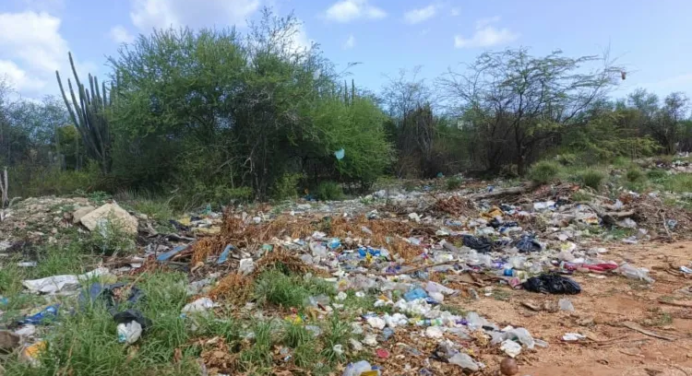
[449,241,692,376]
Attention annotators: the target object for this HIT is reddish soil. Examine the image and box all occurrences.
[448,241,692,376]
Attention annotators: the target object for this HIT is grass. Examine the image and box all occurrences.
[446,177,463,190]
[658,173,692,193]
[253,270,336,310]
[491,289,511,301]
[315,181,345,201]
[528,160,561,185]
[579,170,606,190]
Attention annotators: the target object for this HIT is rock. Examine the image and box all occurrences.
[0,330,20,352]
[500,357,519,375]
[72,206,95,224]
[80,203,138,235]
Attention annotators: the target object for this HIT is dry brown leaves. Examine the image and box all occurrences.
[208,272,252,304]
[199,337,238,375]
[431,196,474,216]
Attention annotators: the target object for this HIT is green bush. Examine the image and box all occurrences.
[556,153,577,166]
[626,168,646,183]
[580,170,606,190]
[316,181,344,201]
[528,161,561,184]
[272,173,303,200]
[446,177,463,190]
[647,169,668,180]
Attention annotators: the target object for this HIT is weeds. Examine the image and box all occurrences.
[446,177,463,190]
[316,181,344,201]
[528,161,561,185]
[579,170,606,190]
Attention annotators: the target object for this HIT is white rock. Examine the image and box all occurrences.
[72,206,95,224]
[80,203,138,235]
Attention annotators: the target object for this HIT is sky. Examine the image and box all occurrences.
[1,0,692,102]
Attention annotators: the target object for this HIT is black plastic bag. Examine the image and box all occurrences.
[513,234,542,253]
[522,273,581,295]
[462,235,492,253]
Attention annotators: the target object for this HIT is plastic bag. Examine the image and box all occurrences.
[117,321,142,344]
[618,263,654,283]
[522,273,581,295]
[462,235,492,253]
[513,234,542,253]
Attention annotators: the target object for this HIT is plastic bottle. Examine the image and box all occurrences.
[618,263,655,283]
[448,353,479,371]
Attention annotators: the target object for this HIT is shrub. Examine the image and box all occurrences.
[556,153,577,166]
[626,168,646,183]
[647,169,668,180]
[446,177,463,190]
[272,173,303,200]
[528,161,561,185]
[316,181,344,201]
[580,170,606,190]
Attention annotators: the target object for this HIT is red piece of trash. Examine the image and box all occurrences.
[376,348,390,359]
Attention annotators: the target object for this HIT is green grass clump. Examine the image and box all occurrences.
[528,160,561,185]
[659,173,692,193]
[646,169,668,181]
[626,168,646,183]
[253,270,336,309]
[316,181,344,201]
[579,170,606,190]
[446,177,463,190]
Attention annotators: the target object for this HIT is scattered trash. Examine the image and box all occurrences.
[238,258,254,275]
[500,339,522,357]
[523,274,581,295]
[23,268,110,294]
[462,235,492,253]
[559,298,575,312]
[217,244,235,264]
[562,333,586,341]
[342,360,380,376]
[182,297,216,314]
[618,263,655,283]
[117,320,143,344]
[334,148,345,160]
[19,305,59,325]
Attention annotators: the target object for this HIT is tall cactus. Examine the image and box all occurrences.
[56,52,113,174]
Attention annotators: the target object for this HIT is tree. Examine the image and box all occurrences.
[439,48,622,174]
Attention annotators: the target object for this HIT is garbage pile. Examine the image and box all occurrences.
[1,180,691,374]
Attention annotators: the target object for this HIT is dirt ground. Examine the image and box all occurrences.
[449,241,692,376]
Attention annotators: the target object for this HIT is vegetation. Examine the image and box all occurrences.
[1,7,691,208]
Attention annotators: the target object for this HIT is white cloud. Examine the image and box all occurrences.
[0,60,46,92]
[404,4,437,24]
[130,0,261,32]
[109,25,136,44]
[0,11,68,74]
[0,11,97,98]
[343,34,356,49]
[450,7,460,16]
[454,17,518,48]
[324,0,386,23]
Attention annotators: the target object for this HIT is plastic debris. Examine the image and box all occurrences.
[156,244,189,262]
[618,263,655,283]
[342,360,380,376]
[403,287,428,302]
[20,305,59,325]
[117,320,143,344]
[217,244,235,264]
[238,258,255,275]
[22,268,110,294]
[513,234,542,253]
[448,352,480,372]
[334,148,345,160]
[522,274,581,295]
[500,339,522,357]
[366,316,385,330]
[182,298,216,314]
[562,333,586,341]
[559,298,575,312]
[462,235,492,253]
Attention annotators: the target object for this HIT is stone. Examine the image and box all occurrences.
[72,206,96,224]
[80,203,138,235]
[0,330,20,352]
